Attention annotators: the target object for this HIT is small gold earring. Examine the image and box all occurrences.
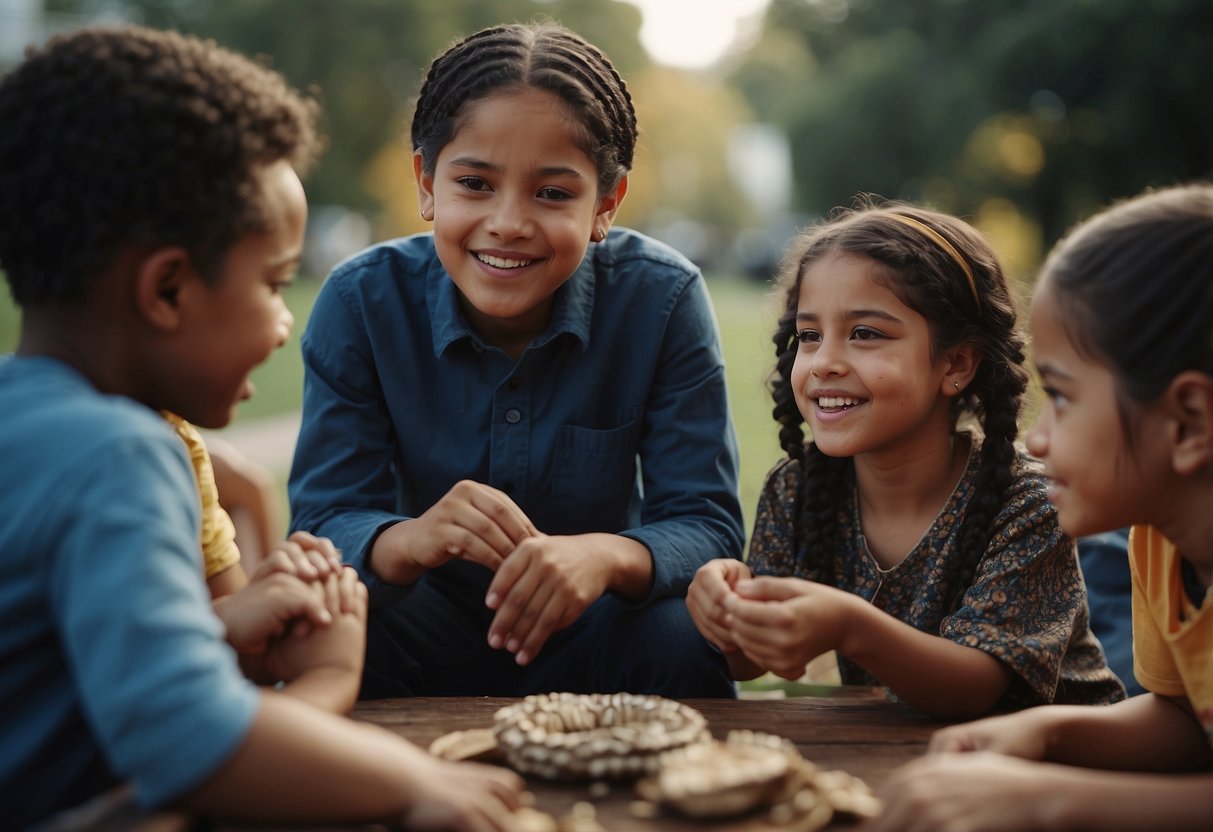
[953,380,961,392]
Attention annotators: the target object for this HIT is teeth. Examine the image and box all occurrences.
[818,396,861,408]
[477,253,531,269]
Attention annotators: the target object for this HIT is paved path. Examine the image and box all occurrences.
[202,411,300,477]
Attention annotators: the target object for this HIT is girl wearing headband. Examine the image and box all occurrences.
[687,199,1124,717]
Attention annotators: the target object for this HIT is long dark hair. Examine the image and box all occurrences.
[770,198,1028,603]
[1042,183,1213,440]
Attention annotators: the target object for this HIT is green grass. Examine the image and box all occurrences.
[1,273,782,542]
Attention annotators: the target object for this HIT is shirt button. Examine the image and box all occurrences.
[505,409,521,424]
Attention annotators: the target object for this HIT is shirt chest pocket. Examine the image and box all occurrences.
[551,417,643,531]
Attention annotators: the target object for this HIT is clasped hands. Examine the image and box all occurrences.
[372,480,614,667]
[213,530,368,686]
[686,558,859,681]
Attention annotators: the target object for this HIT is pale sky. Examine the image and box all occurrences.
[621,0,771,69]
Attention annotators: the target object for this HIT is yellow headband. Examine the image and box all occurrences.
[886,213,980,312]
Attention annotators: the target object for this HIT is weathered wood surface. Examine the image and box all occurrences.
[209,688,948,831]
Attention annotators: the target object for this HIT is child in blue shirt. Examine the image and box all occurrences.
[288,22,744,698]
[0,24,520,829]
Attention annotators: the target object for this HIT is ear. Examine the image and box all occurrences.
[941,341,982,397]
[591,175,628,240]
[1163,371,1213,476]
[134,247,192,332]
[414,150,435,222]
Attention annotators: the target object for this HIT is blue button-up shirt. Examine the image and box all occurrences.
[289,229,743,604]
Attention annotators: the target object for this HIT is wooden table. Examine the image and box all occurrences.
[213,687,947,831]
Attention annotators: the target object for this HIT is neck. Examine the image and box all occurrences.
[1145,473,1213,585]
[18,305,139,400]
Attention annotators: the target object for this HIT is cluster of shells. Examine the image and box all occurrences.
[491,692,710,780]
[431,694,882,827]
[636,729,883,828]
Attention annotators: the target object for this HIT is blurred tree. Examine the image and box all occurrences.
[734,0,1212,261]
[46,0,649,221]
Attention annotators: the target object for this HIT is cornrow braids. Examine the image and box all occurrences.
[411,22,637,195]
[0,25,321,306]
[769,198,1029,606]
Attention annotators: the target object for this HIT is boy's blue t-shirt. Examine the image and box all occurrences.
[0,356,259,827]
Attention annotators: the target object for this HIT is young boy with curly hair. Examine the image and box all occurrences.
[0,25,520,829]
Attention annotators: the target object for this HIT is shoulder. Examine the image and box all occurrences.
[591,228,702,287]
[981,447,1067,549]
[1,358,177,455]
[324,233,440,290]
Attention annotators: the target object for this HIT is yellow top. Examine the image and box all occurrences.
[1129,525,1213,743]
[161,411,240,579]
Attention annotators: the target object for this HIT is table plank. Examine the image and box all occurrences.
[210,689,946,831]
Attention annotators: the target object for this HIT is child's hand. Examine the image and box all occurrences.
[725,576,859,680]
[262,566,368,685]
[863,751,1057,832]
[398,758,523,832]
[212,572,332,656]
[483,534,608,666]
[927,710,1050,759]
[251,530,343,585]
[387,480,538,577]
[686,558,752,653]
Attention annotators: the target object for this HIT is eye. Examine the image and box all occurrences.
[537,186,573,201]
[1042,385,1069,411]
[456,176,491,193]
[851,326,884,341]
[795,328,820,344]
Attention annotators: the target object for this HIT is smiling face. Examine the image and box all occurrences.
[1024,278,1165,537]
[790,250,960,462]
[173,159,305,428]
[415,86,624,354]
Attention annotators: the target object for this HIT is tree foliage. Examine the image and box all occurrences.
[732,0,1212,252]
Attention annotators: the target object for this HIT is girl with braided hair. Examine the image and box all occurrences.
[289,22,743,698]
[687,199,1123,718]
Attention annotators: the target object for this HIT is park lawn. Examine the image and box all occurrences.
[0,273,784,540]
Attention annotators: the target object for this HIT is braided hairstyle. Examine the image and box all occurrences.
[411,22,637,195]
[0,25,321,306]
[1041,183,1213,443]
[770,199,1029,605]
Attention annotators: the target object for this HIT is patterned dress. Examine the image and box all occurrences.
[748,435,1125,708]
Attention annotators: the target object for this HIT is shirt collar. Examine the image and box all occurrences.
[428,252,596,357]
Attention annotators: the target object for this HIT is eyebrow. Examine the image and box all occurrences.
[446,155,586,179]
[796,308,904,324]
[267,252,303,270]
[1034,360,1073,381]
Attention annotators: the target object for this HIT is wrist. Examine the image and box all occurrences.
[369,520,425,586]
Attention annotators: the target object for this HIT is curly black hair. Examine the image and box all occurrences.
[769,198,1029,608]
[0,25,322,306]
[411,21,637,196]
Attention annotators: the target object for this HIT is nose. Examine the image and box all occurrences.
[810,335,847,378]
[1025,407,1050,459]
[276,304,294,349]
[485,189,534,240]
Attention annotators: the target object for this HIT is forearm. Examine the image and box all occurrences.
[1036,695,1211,771]
[278,667,360,715]
[842,601,1011,719]
[582,532,653,601]
[178,693,424,820]
[1035,765,1213,832]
